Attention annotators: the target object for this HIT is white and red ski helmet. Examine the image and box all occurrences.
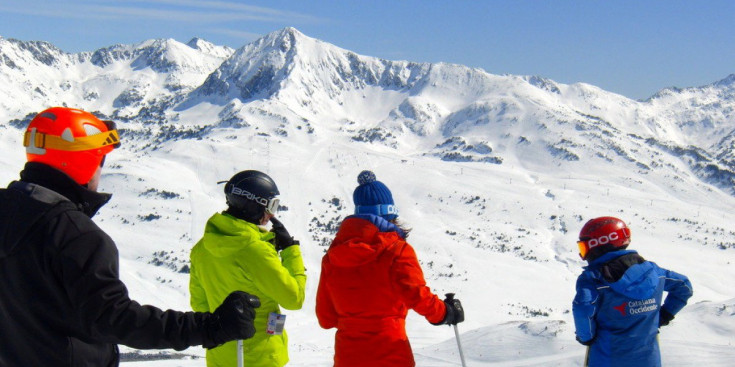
[577,216,631,260]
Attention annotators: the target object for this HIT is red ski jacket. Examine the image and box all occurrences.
[316,215,446,367]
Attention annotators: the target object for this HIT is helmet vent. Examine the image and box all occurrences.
[83,124,103,136]
[61,128,75,142]
[39,112,57,120]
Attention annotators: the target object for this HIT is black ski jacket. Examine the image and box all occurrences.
[0,163,207,367]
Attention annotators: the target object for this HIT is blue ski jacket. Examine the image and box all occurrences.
[573,250,692,367]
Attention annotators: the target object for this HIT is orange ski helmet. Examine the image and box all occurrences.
[577,216,631,260]
[24,107,120,185]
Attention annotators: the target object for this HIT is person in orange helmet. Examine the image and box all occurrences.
[0,107,260,366]
[316,170,465,367]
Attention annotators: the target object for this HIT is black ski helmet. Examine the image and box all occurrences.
[222,170,280,223]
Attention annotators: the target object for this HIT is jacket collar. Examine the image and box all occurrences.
[585,249,638,270]
[200,212,275,257]
[348,214,406,238]
[18,162,111,218]
[207,212,273,238]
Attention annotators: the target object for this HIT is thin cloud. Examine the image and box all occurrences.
[134,0,321,22]
[0,0,323,24]
[0,3,90,19]
[87,5,284,23]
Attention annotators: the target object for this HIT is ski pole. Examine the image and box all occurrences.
[236,293,262,367]
[452,323,467,367]
[445,293,467,367]
[237,339,244,367]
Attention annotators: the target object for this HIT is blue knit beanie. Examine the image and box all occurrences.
[353,170,398,220]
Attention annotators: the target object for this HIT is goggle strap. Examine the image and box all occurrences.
[229,186,279,213]
[24,129,120,152]
[355,204,398,216]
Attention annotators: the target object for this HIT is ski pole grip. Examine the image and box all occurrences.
[246,294,261,308]
[445,293,455,301]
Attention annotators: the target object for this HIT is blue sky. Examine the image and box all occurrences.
[1,0,733,100]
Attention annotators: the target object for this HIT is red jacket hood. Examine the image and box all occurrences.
[327,217,403,267]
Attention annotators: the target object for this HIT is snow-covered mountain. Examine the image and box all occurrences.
[1,28,733,366]
[0,35,233,121]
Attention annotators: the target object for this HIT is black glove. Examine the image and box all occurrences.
[270,217,297,251]
[202,291,260,349]
[576,336,595,346]
[433,293,465,325]
[659,308,675,327]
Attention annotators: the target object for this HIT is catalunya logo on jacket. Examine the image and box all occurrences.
[613,297,659,316]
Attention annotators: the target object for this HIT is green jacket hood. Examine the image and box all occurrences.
[200,212,275,257]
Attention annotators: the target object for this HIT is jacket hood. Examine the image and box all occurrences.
[327,214,404,267]
[589,250,659,300]
[199,212,274,257]
[608,261,660,300]
[0,181,76,259]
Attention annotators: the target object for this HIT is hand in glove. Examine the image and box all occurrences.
[202,291,260,349]
[576,336,595,346]
[270,217,298,251]
[658,308,675,327]
[432,293,465,325]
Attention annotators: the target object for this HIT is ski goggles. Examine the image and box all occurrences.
[577,240,590,260]
[102,120,121,148]
[264,197,280,215]
[24,120,121,151]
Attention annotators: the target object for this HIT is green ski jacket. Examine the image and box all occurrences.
[190,212,306,367]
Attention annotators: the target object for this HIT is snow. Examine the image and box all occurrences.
[107,138,733,366]
[0,27,734,366]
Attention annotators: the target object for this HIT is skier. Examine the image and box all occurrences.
[0,107,259,366]
[189,170,306,367]
[573,216,693,367]
[316,170,465,367]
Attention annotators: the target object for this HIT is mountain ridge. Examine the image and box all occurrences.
[1,28,733,194]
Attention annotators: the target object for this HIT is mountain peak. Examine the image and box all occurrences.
[191,27,328,101]
[274,26,303,38]
[186,37,208,49]
[265,27,305,42]
[185,37,220,51]
[714,73,735,88]
[186,37,233,58]
[0,37,67,67]
[250,27,312,55]
[650,73,735,100]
